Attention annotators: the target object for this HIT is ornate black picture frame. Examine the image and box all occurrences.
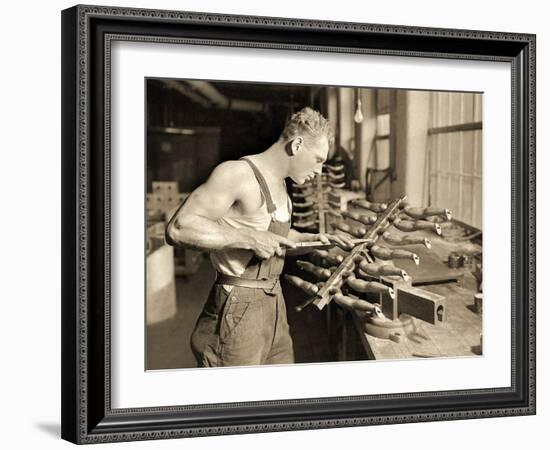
[61,4,536,444]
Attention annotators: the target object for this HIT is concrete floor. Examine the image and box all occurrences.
[146,256,335,370]
[146,256,215,370]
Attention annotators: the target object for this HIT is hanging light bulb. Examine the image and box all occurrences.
[354,94,364,123]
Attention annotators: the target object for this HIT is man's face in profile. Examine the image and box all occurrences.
[289,135,330,184]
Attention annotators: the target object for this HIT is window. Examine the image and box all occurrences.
[428,92,482,229]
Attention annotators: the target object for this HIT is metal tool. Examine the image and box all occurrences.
[313,196,408,310]
[294,237,371,250]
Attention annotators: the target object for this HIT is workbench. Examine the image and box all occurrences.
[351,283,482,359]
[346,227,482,360]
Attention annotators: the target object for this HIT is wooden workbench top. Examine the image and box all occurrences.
[352,283,482,360]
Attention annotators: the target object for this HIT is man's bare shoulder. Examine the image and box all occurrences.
[206,160,256,193]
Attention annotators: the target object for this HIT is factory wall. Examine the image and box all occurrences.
[338,88,354,156]
[392,90,431,206]
[357,89,377,188]
[331,87,481,228]
[330,88,429,201]
[327,87,377,189]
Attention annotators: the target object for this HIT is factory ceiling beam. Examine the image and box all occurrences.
[185,80,265,113]
[159,79,211,108]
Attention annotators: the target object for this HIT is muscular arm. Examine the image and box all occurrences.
[165,161,295,258]
[166,161,253,251]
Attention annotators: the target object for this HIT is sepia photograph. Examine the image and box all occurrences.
[59,4,536,443]
[144,79,483,370]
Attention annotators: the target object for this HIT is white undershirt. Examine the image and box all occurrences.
[210,194,292,292]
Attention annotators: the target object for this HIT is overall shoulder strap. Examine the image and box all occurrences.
[240,157,277,214]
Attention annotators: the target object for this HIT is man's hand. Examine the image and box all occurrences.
[248,229,296,259]
[289,230,355,250]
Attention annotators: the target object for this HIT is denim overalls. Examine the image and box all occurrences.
[190,158,295,367]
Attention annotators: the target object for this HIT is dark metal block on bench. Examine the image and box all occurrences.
[378,278,445,324]
[396,285,446,324]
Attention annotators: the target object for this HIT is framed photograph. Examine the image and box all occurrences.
[61,4,536,444]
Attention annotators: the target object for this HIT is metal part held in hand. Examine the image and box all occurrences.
[313,195,408,310]
[294,238,370,250]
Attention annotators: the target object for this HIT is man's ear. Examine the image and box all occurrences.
[290,136,304,155]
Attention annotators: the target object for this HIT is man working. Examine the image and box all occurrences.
[166,107,352,367]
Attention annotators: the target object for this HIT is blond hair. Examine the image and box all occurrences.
[280,107,334,148]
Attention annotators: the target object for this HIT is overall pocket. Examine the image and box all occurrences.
[220,287,254,342]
